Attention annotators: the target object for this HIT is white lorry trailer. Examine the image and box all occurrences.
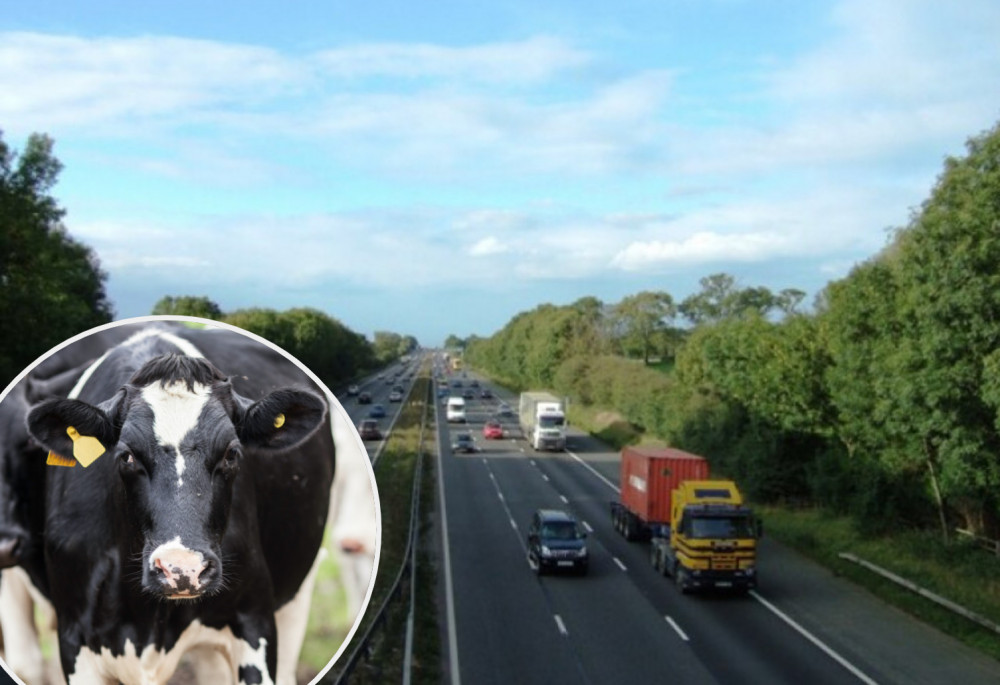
[519,392,567,451]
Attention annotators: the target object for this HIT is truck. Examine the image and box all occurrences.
[609,446,760,593]
[518,392,566,451]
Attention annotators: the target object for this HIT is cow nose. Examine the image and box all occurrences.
[150,545,217,596]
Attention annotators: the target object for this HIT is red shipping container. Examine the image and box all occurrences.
[620,447,710,525]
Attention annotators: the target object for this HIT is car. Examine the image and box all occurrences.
[388,390,403,402]
[368,404,387,419]
[358,391,372,404]
[470,380,480,388]
[480,388,493,399]
[451,379,463,388]
[347,384,359,396]
[451,432,478,453]
[483,420,503,440]
[358,419,382,441]
[437,387,449,399]
[497,402,514,417]
[527,509,589,575]
[462,388,476,400]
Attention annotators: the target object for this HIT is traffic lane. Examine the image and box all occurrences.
[340,372,415,457]
[482,446,717,684]
[528,449,991,685]
[526,449,873,685]
[439,423,589,684]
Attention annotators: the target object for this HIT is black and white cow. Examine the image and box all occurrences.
[22,323,337,685]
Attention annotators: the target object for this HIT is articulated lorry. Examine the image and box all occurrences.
[609,446,760,593]
[518,392,566,451]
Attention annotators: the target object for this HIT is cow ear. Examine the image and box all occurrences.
[239,388,327,453]
[26,398,118,466]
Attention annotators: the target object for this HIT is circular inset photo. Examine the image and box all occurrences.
[0,317,380,684]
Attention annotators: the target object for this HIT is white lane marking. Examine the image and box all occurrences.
[559,495,568,504]
[566,449,620,493]
[613,557,627,572]
[510,518,518,531]
[750,590,879,685]
[530,460,537,467]
[542,474,550,482]
[498,492,505,502]
[665,616,689,642]
[553,615,569,636]
[582,521,593,533]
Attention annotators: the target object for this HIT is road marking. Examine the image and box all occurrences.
[566,449,620,493]
[542,474,550,482]
[530,459,537,467]
[613,557,627,572]
[554,614,569,636]
[750,590,879,685]
[582,521,593,533]
[665,616,689,642]
[559,494,569,504]
[498,492,505,502]
[509,518,518,531]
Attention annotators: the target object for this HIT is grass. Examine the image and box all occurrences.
[759,505,1000,660]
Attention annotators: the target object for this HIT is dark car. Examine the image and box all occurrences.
[480,388,493,399]
[462,388,476,400]
[470,380,480,388]
[358,391,373,404]
[451,432,478,453]
[527,509,589,575]
[368,404,387,419]
[358,419,381,441]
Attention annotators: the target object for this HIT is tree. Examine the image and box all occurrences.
[152,295,223,319]
[0,132,113,386]
[612,291,676,364]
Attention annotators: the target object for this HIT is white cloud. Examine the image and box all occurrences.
[469,236,509,256]
[312,36,589,84]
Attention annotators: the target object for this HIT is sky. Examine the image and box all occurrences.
[2,1,998,347]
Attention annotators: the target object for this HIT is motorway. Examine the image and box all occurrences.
[332,359,1000,684]
[427,367,1000,685]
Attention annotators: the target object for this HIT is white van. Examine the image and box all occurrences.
[446,396,467,423]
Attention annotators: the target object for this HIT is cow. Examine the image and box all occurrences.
[21,322,338,685]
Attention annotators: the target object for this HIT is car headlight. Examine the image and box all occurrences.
[540,545,553,557]
[577,546,588,557]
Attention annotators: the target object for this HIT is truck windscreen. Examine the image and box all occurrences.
[688,516,755,539]
[539,416,564,428]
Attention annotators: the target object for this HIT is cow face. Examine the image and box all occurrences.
[26,355,327,600]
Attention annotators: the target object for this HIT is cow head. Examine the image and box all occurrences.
[26,354,327,600]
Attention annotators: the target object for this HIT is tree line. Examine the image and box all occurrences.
[0,131,415,391]
[466,121,1000,540]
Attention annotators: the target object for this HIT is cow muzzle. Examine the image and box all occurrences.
[147,542,220,599]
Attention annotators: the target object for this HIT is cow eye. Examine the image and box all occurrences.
[120,452,135,465]
[222,446,240,466]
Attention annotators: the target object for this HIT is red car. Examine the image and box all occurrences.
[482,420,504,440]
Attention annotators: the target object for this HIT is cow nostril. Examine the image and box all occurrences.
[199,558,218,583]
[153,557,171,580]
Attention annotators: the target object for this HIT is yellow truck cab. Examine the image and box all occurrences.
[651,479,760,593]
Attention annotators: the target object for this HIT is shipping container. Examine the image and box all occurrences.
[619,446,710,526]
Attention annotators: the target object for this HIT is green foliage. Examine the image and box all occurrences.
[223,307,375,386]
[373,331,418,365]
[0,132,113,387]
[611,290,676,364]
[151,295,223,319]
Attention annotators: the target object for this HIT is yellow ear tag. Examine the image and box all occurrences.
[66,425,106,468]
[46,451,77,468]
[273,413,286,429]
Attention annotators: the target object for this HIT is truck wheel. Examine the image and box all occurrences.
[650,547,661,572]
[623,516,635,541]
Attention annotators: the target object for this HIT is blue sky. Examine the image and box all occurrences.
[3,1,999,346]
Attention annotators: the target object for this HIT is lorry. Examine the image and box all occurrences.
[609,446,760,593]
[518,392,567,451]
